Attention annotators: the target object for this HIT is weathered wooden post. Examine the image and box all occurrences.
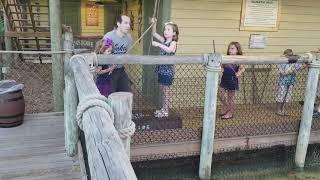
[49,0,64,111]
[199,53,221,179]
[2,13,13,80]
[108,92,135,157]
[295,53,320,169]
[64,26,79,156]
[71,55,137,180]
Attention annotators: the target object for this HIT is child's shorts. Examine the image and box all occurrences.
[96,83,112,96]
[158,74,174,86]
[275,84,293,103]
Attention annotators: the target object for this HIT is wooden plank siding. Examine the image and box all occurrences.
[171,0,320,56]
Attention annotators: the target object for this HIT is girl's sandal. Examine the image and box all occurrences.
[154,110,169,118]
[219,111,228,116]
[221,114,233,119]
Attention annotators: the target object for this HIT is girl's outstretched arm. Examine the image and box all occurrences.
[96,66,102,73]
[151,18,165,43]
[236,65,245,77]
[152,41,177,53]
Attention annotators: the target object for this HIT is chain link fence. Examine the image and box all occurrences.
[1,52,54,113]
[128,63,320,156]
[1,47,319,163]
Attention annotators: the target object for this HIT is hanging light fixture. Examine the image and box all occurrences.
[88,0,119,6]
[95,0,104,6]
[87,0,103,6]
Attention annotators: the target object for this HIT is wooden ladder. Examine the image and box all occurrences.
[1,0,51,62]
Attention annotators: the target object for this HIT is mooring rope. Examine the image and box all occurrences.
[70,48,135,138]
[127,0,161,54]
[76,94,135,138]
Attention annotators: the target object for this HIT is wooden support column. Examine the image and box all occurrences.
[70,55,137,180]
[295,53,320,168]
[49,0,64,111]
[108,92,135,157]
[199,53,221,180]
[64,27,79,157]
[2,14,13,80]
[3,13,12,53]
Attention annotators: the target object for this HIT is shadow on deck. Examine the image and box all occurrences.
[0,113,82,180]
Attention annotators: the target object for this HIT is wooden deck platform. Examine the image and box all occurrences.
[0,112,82,180]
[1,111,319,178]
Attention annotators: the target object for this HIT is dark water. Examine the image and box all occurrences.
[132,145,320,180]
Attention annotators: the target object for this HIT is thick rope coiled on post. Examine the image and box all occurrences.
[117,120,136,139]
[76,94,136,138]
[76,94,114,130]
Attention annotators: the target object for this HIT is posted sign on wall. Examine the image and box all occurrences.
[240,0,281,31]
[86,3,99,26]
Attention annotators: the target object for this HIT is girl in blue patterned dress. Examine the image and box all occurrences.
[218,42,245,119]
[275,49,306,115]
[151,18,179,117]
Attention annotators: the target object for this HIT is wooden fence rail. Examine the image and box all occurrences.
[77,52,313,66]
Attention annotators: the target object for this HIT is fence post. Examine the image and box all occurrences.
[49,0,64,111]
[2,14,13,80]
[71,56,137,180]
[63,27,79,156]
[295,53,319,169]
[108,92,135,157]
[199,53,221,179]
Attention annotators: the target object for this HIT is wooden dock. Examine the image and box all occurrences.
[1,111,319,178]
[0,112,82,180]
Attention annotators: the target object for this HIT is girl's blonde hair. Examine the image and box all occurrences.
[283,49,293,56]
[227,41,243,55]
[164,22,179,42]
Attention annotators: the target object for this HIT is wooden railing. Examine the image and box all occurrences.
[63,28,320,179]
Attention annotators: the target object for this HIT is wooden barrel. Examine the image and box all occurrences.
[0,82,25,128]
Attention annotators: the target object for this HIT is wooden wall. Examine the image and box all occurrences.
[166,0,320,108]
[171,0,320,56]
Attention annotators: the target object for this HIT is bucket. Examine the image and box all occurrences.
[0,81,25,128]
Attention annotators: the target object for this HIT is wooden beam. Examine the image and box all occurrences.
[78,53,314,65]
[199,54,221,179]
[70,55,137,180]
[49,0,64,111]
[130,130,320,162]
[64,27,79,157]
[78,142,88,180]
[108,92,134,157]
[295,56,320,168]
[25,0,41,51]
[5,31,50,38]
[2,13,12,80]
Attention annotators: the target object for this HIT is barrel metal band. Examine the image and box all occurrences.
[0,96,24,103]
[0,112,24,119]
